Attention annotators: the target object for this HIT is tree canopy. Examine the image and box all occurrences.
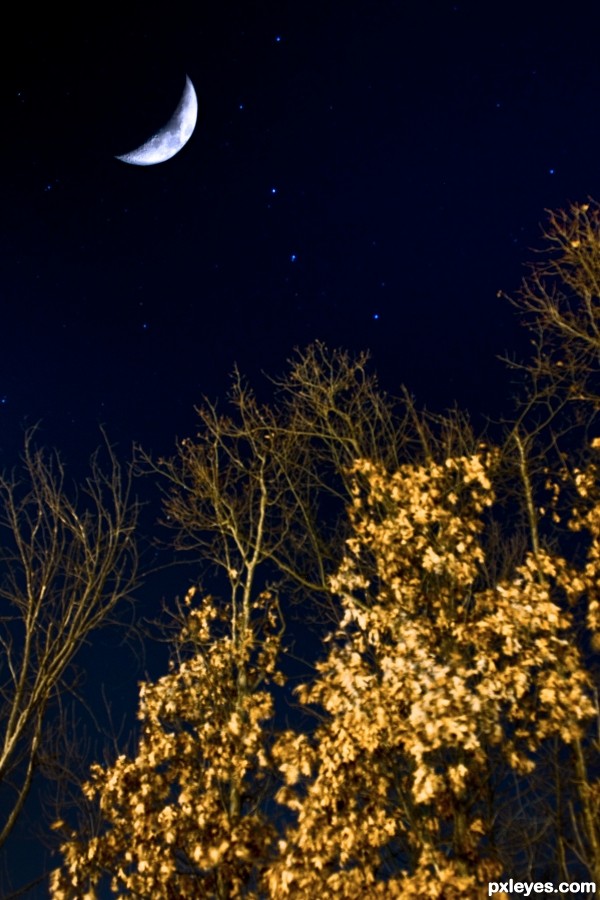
[49,201,600,897]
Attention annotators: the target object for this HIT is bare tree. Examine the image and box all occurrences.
[0,429,139,859]
[497,200,600,547]
[494,199,600,884]
[502,200,600,405]
[138,342,482,627]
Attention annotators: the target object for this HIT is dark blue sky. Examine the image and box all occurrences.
[3,1,600,894]
[4,1,596,461]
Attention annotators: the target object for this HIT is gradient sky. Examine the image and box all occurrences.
[5,1,596,459]
[3,1,600,893]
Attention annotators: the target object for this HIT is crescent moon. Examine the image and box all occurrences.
[116,76,198,166]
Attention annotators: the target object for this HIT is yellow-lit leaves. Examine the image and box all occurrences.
[51,593,282,899]
[52,442,600,899]
[269,451,593,897]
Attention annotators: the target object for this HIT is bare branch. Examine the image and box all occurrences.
[0,429,139,853]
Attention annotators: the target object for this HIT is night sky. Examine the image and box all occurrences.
[6,0,592,460]
[3,1,600,894]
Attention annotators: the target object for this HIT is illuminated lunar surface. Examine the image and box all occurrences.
[116,76,198,166]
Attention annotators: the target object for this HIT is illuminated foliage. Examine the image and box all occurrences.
[266,452,595,897]
[51,589,283,899]
[49,198,600,897]
[51,445,600,898]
